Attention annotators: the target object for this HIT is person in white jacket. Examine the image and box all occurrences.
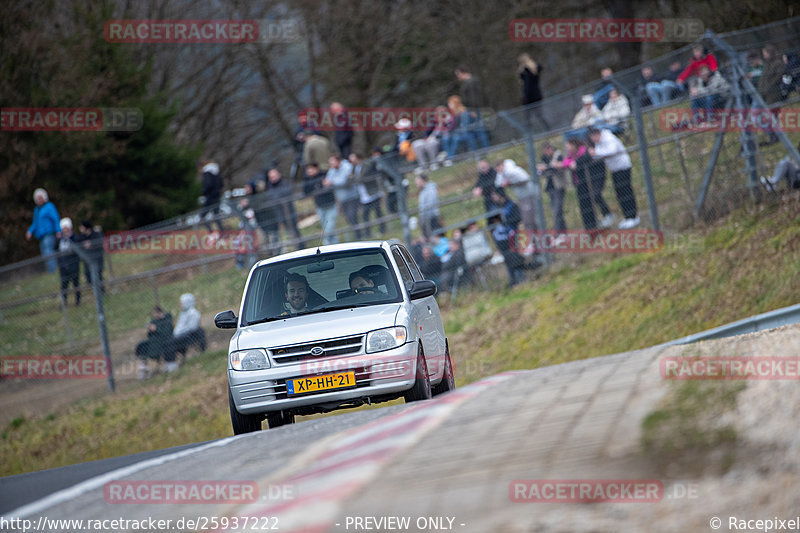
[588,128,639,229]
[167,293,206,371]
[601,89,631,135]
[494,158,537,230]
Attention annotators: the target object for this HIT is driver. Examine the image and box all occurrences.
[283,273,310,314]
[349,270,376,294]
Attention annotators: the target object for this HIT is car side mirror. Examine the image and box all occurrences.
[214,310,238,329]
[408,280,437,300]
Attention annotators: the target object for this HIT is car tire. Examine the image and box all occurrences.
[432,341,455,396]
[229,389,262,435]
[404,343,432,403]
[266,410,295,429]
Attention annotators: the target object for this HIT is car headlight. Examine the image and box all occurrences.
[366,326,407,353]
[230,349,270,371]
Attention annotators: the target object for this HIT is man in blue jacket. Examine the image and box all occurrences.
[25,188,61,273]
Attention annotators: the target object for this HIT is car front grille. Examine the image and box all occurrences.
[268,335,364,365]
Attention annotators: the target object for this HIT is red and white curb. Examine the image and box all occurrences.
[222,372,521,532]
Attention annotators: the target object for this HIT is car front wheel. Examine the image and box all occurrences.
[229,389,262,435]
[267,410,295,429]
[404,344,432,402]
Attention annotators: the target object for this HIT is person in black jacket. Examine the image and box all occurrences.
[57,218,80,306]
[518,53,549,129]
[76,219,104,291]
[489,189,526,287]
[302,163,338,245]
[199,159,224,232]
[472,158,502,213]
[266,168,304,250]
[330,102,353,159]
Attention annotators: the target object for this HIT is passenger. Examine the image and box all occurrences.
[283,273,310,314]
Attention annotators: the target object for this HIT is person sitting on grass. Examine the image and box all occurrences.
[135,306,174,380]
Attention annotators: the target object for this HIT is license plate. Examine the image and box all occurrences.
[286,371,356,396]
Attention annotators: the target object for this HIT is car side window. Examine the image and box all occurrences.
[399,246,423,281]
[391,247,414,289]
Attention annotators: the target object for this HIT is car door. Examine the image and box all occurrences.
[393,245,443,379]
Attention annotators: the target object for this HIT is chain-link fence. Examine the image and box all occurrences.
[3,17,800,414]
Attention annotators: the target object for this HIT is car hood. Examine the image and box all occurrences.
[235,303,401,350]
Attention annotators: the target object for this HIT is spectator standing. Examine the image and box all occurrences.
[588,127,639,229]
[758,44,784,146]
[292,111,323,180]
[489,189,526,287]
[494,159,537,231]
[418,245,442,286]
[76,219,104,290]
[168,293,206,369]
[746,50,764,88]
[538,142,568,236]
[25,188,60,273]
[303,132,334,171]
[247,178,281,254]
[563,138,597,230]
[351,153,386,238]
[57,217,80,306]
[199,159,224,233]
[518,53,549,129]
[330,102,353,158]
[303,163,338,245]
[266,168,304,249]
[327,154,361,241]
[454,66,490,148]
[472,158,500,213]
[416,174,441,238]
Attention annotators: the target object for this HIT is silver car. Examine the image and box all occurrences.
[215,240,455,434]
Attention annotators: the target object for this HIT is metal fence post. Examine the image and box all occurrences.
[73,246,115,392]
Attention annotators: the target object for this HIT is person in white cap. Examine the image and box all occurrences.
[25,188,61,273]
[393,118,416,164]
[571,94,603,130]
[57,217,80,306]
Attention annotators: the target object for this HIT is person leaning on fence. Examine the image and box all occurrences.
[758,44,785,146]
[563,138,598,231]
[328,153,362,241]
[266,168,305,250]
[57,217,80,306]
[76,219,105,292]
[494,158,537,231]
[538,142,568,239]
[489,189,526,288]
[136,306,174,379]
[588,127,639,229]
[415,173,441,239]
[25,188,61,274]
[199,159,224,233]
[302,162,338,245]
[351,152,386,238]
[168,293,206,368]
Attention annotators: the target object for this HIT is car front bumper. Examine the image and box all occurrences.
[229,342,418,414]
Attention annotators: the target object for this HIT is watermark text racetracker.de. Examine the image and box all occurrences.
[509,18,703,42]
[510,479,663,503]
[104,19,302,44]
[1,108,142,132]
[661,356,800,380]
[104,230,259,255]
[511,229,664,254]
[0,515,279,532]
[1,355,108,380]
[661,107,800,132]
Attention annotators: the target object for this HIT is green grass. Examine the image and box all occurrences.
[3,196,800,476]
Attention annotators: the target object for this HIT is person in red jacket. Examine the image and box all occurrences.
[677,44,718,90]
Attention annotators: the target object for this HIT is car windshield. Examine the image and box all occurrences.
[241,249,402,325]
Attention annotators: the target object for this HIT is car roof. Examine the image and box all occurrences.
[251,239,404,269]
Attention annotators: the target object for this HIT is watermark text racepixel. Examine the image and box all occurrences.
[661,356,800,380]
[104,230,258,255]
[510,479,663,502]
[1,355,107,379]
[1,108,142,132]
[509,18,703,42]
